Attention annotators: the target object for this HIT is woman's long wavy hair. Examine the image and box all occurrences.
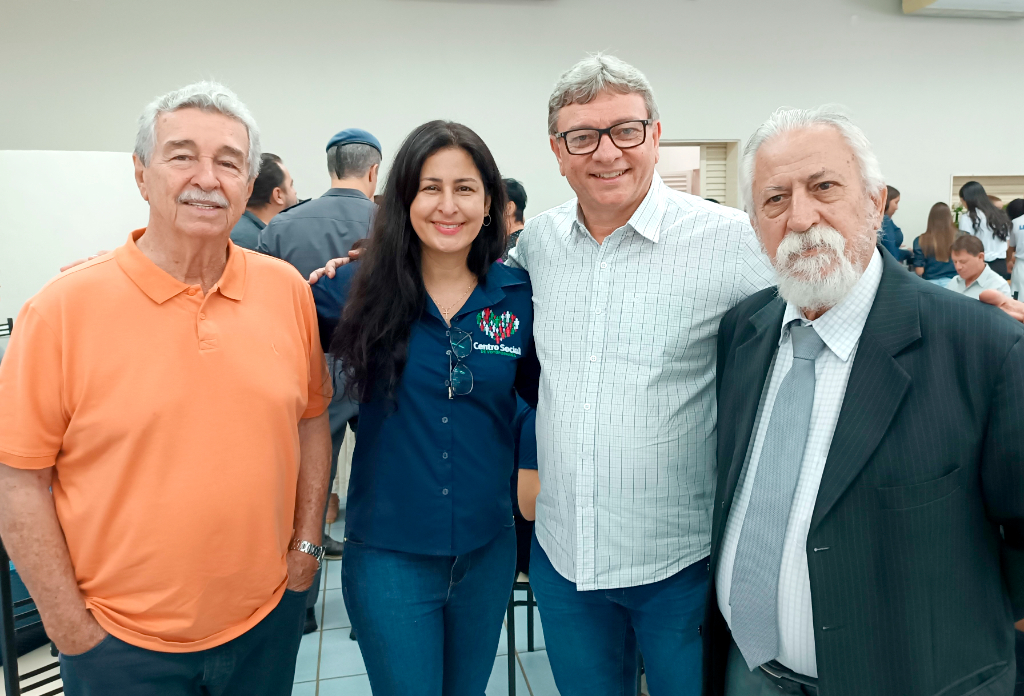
[331,120,508,402]
[960,180,1011,242]
[919,202,957,263]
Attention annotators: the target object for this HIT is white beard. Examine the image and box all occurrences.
[770,225,874,313]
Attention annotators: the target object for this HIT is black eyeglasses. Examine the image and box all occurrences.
[555,119,653,156]
[447,327,473,399]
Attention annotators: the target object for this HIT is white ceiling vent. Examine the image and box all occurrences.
[903,0,1024,18]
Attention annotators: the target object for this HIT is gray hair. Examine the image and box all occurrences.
[327,143,382,180]
[134,81,262,180]
[547,54,660,135]
[740,105,885,217]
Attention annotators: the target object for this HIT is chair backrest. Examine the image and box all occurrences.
[0,318,12,339]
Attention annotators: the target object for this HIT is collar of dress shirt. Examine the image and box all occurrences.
[570,172,668,244]
[240,210,267,230]
[780,247,883,363]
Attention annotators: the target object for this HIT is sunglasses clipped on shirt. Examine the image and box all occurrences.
[447,327,474,399]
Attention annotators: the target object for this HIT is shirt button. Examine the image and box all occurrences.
[589,355,597,362]
[583,404,591,411]
[600,262,608,269]
[199,313,206,320]
[442,451,449,459]
[187,288,196,296]
[442,417,448,424]
[442,488,449,496]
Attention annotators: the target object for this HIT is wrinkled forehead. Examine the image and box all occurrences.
[154,107,250,153]
[754,125,858,187]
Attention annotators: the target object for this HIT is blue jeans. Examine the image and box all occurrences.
[60,588,307,696]
[342,525,516,696]
[530,534,708,696]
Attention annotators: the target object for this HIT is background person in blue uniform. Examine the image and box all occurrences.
[879,185,911,264]
[257,128,381,627]
[311,120,539,696]
[229,153,298,250]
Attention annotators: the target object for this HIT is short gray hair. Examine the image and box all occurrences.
[327,143,382,180]
[740,105,885,217]
[547,54,660,135]
[134,81,262,180]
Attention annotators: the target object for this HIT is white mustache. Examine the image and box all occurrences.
[776,225,846,268]
[178,188,229,208]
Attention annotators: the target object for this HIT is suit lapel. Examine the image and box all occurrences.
[810,252,921,530]
[722,297,785,517]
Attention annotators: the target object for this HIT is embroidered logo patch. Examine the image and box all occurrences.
[477,309,519,344]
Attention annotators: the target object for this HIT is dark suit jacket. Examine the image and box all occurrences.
[705,250,1024,696]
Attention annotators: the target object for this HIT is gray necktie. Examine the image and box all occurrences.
[729,322,826,671]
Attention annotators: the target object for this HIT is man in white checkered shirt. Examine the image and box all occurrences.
[504,54,774,696]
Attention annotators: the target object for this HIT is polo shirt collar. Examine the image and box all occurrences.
[241,210,267,229]
[115,228,247,304]
[323,188,370,201]
[571,172,667,244]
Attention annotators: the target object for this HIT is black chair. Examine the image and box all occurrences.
[505,572,537,696]
[1,539,62,696]
[0,318,11,339]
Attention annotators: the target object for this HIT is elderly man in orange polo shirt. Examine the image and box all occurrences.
[0,82,332,695]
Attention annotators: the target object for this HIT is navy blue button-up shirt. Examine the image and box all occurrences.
[312,261,538,556]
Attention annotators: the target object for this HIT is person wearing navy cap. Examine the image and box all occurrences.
[256,128,383,631]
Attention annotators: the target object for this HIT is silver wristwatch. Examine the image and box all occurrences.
[289,539,325,567]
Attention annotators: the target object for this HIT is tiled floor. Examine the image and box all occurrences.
[0,643,63,694]
[295,519,562,696]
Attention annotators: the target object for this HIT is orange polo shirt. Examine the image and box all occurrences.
[0,229,331,652]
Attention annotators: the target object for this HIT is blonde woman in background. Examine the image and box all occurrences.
[913,202,959,287]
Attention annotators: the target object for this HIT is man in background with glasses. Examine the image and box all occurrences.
[504,53,775,696]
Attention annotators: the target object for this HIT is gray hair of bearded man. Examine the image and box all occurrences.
[547,53,660,136]
[740,105,885,221]
[134,81,262,180]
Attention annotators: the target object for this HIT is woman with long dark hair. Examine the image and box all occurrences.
[311,120,537,695]
[959,180,1012,279]
[913,202,959,287]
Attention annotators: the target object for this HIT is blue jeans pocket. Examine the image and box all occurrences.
[60,633,117,661]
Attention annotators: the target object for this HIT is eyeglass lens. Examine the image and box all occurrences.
[564,121,647,155]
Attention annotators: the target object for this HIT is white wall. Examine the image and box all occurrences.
[2,0,1022,315]
[0,152,149,324]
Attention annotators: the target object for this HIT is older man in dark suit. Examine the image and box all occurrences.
[704,107,1024,696]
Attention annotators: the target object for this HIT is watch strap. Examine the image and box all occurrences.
[289,539,325,567]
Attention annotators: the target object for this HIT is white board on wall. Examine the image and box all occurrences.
[0,151,149,324]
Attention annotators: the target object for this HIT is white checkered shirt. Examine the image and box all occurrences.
[506,173,774,590]
[716,249,884,677]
